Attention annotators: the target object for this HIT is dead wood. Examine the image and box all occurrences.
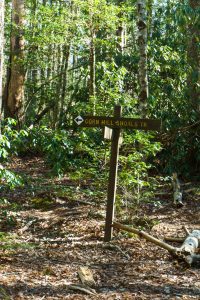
[19,219,37,234]
[182,225,190,235]
[172,173,183,207]
[184,187,197,193]
[164,236,185,243]
[57,196,95,206]
[179,230,200,253]
[112,222,176,253]
[113,222,200,266]
[78,266,95,287]
[68,284,97,295]
[102,243,130,259]
[177,230,200,266]
[185,254,200,267]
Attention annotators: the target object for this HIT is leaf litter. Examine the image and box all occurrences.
[0,157,200,299]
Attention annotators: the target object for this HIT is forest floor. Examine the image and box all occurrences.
[0,156,200,300]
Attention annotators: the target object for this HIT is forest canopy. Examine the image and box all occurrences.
[0,0,200,178]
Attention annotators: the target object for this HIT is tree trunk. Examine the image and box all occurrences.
[89,29,96,112]
[5,0,26,121]
[58,44,70,127]
[187,0,200,113]
[88,0,96,114]
[172,173,183,207]
[116,0,126,55]
[0,0,5,125]
[147,0,153,38]
[52,44,62,129]
[137,0,149,115]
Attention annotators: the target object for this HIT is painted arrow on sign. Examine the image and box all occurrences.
[74,116,84,125]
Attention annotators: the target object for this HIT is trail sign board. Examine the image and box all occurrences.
[104,126,113,140]
[74,107,161,242]
[74,115,161,131]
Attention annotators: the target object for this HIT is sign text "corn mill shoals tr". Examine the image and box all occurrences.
[74,115,161,130]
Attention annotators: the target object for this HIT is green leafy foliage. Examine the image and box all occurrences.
[2,0,200,189]
[0,168,23,190]
[118,131,161,205]
[31,197,55,210]
[0,232,35,250]
[0,199,19,229]
[1,119,103,176]
[0,117,162,209]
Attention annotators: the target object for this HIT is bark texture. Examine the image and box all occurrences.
[187,0,200,112]
[172,173,183,207]
[88,0,96,114]
[137,0,149,115]
[89,30,96,100]
[116,0,126,55]
[6,0,26,119]
[0,0,5,118]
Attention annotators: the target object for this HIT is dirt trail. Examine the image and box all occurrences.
[0,157,200,299]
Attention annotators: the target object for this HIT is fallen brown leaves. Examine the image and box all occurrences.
[0,157,200,299]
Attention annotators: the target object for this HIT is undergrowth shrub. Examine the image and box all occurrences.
[118,131,161,206]
[0,118,161,199]
[0,167,23,190]
[161,130,200,177]
[1,119,103,176]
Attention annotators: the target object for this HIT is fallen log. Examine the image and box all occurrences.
[172,173,183,207]
[112,222,176,253]
[177,230,200,266]
[112,222,200,266]
[179,230,200,253]
[164,236,185,243]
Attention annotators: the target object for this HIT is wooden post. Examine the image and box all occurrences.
[104,105,122,242]
[74,109,161,242]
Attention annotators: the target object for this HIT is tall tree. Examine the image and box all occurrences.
[116,0,126,55]
[187,0,200,113]
[88,0,96,113]
[137,0,148,115]
[0,0,4,123]
[4,0,25,120]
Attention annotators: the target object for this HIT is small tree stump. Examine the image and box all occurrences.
[172,173,183,207]
[78,266,95,287]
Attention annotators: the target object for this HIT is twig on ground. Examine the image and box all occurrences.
[103,243,130,259]
[19,219,37,234]
[68,284,97,295]
[182,225,190,235]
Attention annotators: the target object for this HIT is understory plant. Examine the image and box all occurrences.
[0,118,161,203]
[118,130,161,208]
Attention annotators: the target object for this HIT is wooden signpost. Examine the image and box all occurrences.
[74,105,161,242]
